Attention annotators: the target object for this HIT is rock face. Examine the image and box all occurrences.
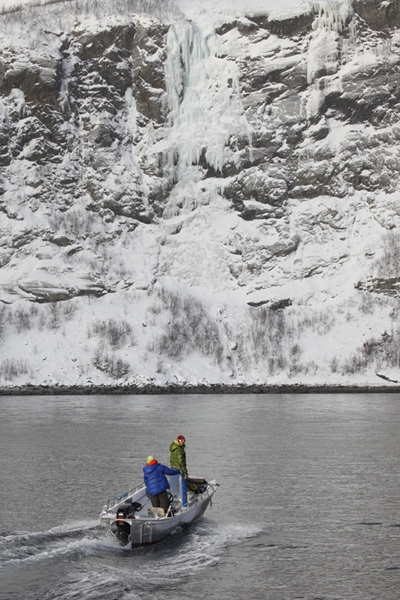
[2,0,400,387]
[3,2,400,224]
[353,0,400,30]
[1,18,168,221]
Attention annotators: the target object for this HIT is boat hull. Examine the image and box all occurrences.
[130,492,214,546]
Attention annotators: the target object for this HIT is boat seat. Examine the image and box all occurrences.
[148,507,165,518]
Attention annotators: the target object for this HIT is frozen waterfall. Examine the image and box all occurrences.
[164,19,244,183]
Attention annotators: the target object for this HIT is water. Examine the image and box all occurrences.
[0,393,399,600]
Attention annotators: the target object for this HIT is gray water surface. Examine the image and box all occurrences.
[0,393,399,599]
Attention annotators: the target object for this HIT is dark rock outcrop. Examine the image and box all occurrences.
[353,0,400,30]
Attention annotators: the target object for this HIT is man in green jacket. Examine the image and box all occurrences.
[169,435,188,478]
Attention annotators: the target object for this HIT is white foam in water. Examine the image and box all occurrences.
[48,520,100,533]
[0,519,99,543]
[0,520,103,570]
[1,536,99,571]
[118,519,262,585]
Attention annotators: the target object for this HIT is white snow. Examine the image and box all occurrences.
[174,0,310,18]
[0,0,309,13]
[1,0,400,391]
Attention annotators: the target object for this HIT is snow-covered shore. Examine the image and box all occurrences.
[2,377,400,396]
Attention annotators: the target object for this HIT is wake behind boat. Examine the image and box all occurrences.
[100,474,218,547]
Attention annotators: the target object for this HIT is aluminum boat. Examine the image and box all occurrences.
[100,474,218,547]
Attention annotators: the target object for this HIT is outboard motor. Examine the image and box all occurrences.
[112,502,142,545]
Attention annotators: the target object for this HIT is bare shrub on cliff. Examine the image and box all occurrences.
[342,329,400,374]
[231,305,288,375]
[93,348,130,379]
[4,302,42,333]
[89,318,135,349]
[0,0,180,40]
[156,289,224,364]
[0,358,29,381]
[0,305,5,339]
[374,230,400,278]
[48,303,62,330]
[294,307,336,336]
[14,307,34,332]
[48,207,96,239]
[61,300,77,321]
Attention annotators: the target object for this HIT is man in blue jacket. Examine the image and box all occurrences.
[143,456,180,514]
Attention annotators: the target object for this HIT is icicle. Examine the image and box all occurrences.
[312,0,353,33]
[125,87,137,138]
[307,0,354,86]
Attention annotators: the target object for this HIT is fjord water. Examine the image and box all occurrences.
[0,393,399,600]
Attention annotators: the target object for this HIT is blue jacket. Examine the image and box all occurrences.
[143,462,180,496]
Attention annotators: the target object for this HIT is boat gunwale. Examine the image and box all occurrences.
[101,483,147,513]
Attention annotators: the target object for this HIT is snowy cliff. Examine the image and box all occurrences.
[1,0,400,391]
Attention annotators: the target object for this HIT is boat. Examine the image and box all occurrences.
[99,474,219,547]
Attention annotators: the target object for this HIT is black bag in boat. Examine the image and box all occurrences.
[117,501,143,519]
[117,503,134,519]
[187,478,208,494]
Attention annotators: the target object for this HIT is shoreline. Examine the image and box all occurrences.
[1,383,400,395]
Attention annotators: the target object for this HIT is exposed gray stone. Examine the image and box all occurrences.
[353,0,400,30]
[17,279,108,302]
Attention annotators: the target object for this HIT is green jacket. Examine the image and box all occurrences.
[169,440,188,476]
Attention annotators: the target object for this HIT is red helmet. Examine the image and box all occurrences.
[177,435,185,443]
